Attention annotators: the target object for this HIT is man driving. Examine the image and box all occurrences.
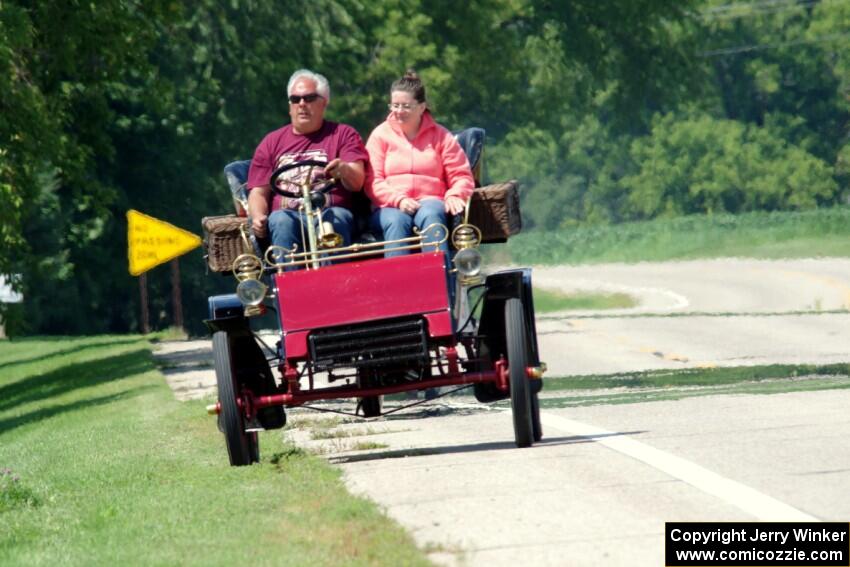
[246,69,368,255]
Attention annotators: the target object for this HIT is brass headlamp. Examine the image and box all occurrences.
[232,253,267,316]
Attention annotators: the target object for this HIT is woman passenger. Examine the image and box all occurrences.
[365,70,475,256]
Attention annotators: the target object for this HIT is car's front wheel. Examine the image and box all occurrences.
[213,331,258,466]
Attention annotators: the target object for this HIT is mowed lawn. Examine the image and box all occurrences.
[0,336,429,567]
[506,206,850,265]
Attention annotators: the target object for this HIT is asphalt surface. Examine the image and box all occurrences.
[534,258,850,376]
[155,258,850,566]
[318,389,850,566]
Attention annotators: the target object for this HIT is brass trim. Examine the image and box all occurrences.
[243,304,263,317]
[265,244,299,270]
[528,363,548,379]
[451,223,482,250]
[261,223,449,271]
[238,221,252,251]
[232,253,263,281]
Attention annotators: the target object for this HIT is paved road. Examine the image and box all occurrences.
[325,390,850,566]
[156,258,850,566]
[534,258,850,376]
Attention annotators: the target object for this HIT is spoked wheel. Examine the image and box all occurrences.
[359,395,382,418]
[531,392,543,442]
[213,331,258,466]
[505,298,534,448]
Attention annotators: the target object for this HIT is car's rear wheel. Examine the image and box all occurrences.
[213,331,258,466]
[506,298,534,448]
[359,395,382,418]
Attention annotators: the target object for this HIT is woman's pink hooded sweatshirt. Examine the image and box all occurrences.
[365,111,475,208]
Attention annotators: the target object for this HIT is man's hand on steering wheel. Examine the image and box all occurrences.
[268,159,337,199]
[323,158,347,184]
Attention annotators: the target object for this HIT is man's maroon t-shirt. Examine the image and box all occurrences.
[247,121,368,211]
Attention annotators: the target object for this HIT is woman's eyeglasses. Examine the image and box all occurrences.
[388,102,419,111]
[289,93,322,104]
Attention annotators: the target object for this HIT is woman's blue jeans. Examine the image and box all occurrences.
[370,199,450,257]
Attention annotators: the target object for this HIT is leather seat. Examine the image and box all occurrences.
[453,127,485,187]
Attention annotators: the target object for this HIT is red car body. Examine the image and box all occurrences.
[276,252,454,360]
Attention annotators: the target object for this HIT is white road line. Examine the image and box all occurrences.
[540,412,819,522]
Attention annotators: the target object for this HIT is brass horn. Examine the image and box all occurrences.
[317,219,343,249]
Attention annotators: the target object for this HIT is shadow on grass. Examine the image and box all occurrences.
[0,348,154,415]
[329,430,642,464]
[0,337,144,373]
[0,384,158,435]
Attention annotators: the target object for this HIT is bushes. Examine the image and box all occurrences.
[489,113,840,231]
[622,114,839,219]
[506,206,850,265]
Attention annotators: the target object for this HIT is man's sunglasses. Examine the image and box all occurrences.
[289,93,322,104]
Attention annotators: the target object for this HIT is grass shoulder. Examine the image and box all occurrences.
[506,206,850,265]
[535,363,850,408]
[0,336,429,567]
[533,287,636,313]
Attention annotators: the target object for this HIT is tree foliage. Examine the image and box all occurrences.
[1,0,848,335]
[623,114,837,218]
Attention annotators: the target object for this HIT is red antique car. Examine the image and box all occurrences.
[204,130,544,466]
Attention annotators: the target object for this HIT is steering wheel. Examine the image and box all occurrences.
[268,159,337,199]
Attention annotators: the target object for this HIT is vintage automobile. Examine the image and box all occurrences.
[203,129,544,466]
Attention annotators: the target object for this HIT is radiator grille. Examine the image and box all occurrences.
[308,317,429,371]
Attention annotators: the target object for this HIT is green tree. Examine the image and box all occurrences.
[5,0,850,335]
[0,4,57,278]
[622,113,838,218]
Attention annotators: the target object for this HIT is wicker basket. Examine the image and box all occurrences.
[201,214,252,273]
[468,180,522,243]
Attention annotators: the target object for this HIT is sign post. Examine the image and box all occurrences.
[139,273,150,335]
[170,259,183,330]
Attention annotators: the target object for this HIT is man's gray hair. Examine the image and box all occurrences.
[287,69,331,101]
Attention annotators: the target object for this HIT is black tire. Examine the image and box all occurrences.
[248,432,259,464]
[213,331,257,466]
[506,298,534,448]
[359,395,382,418]
[531,392,542,442]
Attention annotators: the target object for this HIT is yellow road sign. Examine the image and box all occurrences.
[127,209,202,276]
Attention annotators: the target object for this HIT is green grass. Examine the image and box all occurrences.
[0,336,430,567]
[351,441,390,451]
[530,363,850,408]
[533,287,636,313]
[309,426,387,441]
[545,362,850,390]
[507,206,850,264]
